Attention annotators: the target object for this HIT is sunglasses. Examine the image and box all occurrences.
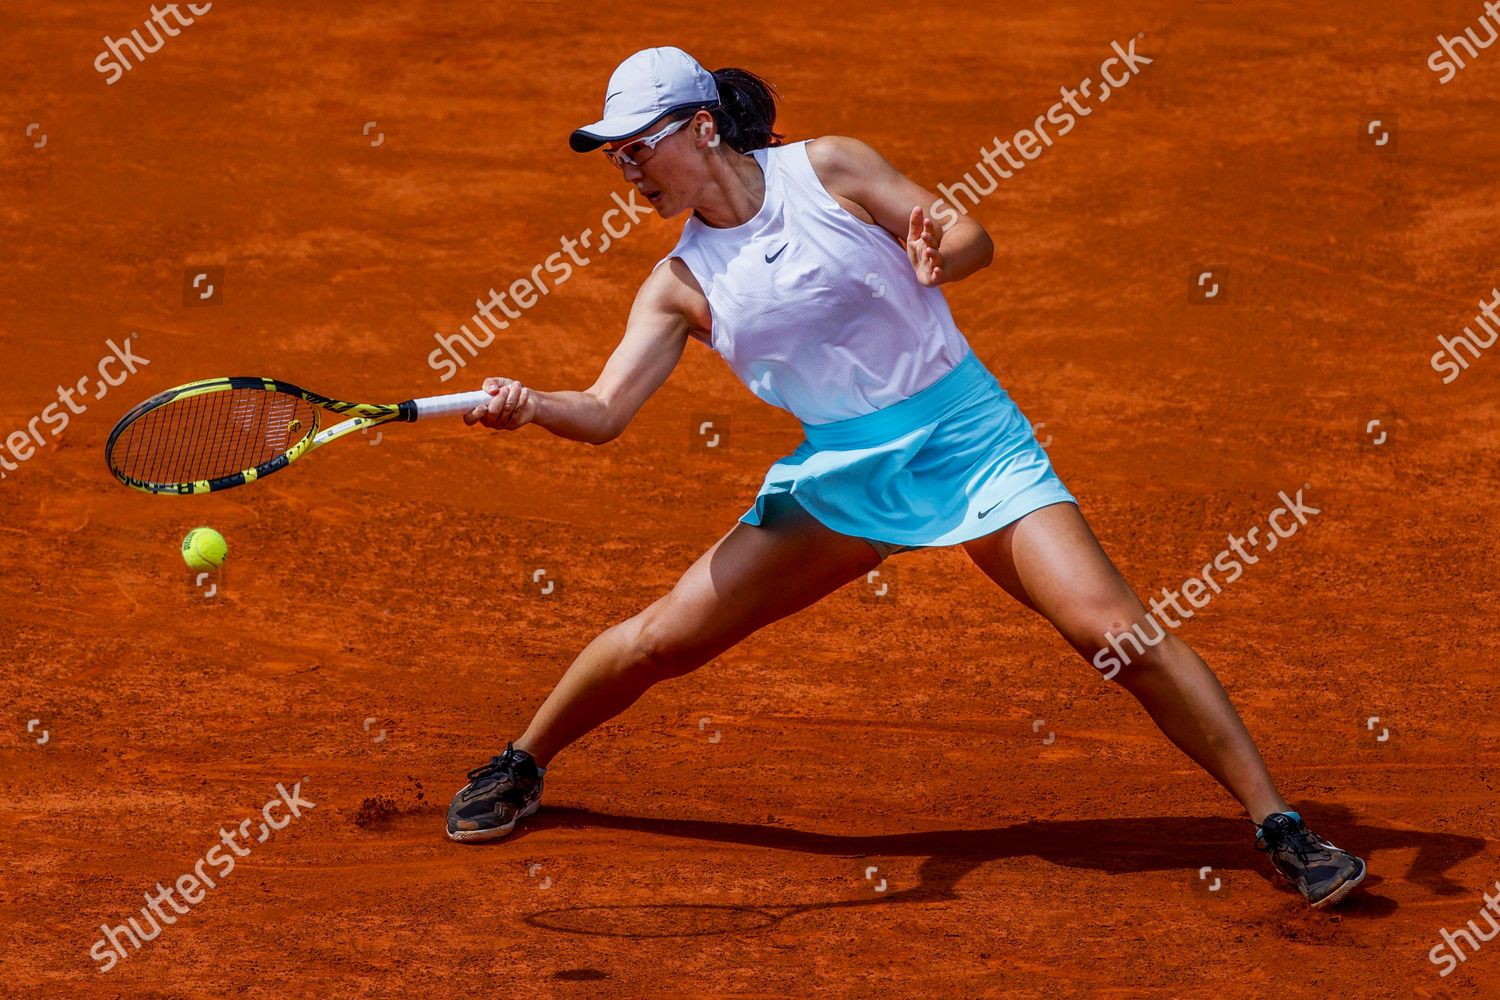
[602,116,693,168]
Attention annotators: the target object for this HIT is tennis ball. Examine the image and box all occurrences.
[181,527,228,570]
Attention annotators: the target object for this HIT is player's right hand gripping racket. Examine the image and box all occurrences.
[105,376,491,494]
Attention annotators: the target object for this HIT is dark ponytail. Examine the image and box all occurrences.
[709,68,784,153]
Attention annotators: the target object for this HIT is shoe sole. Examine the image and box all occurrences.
[446,799,541,844]
[1310,856,1367,909]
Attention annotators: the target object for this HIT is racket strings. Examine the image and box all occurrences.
[109,387,318,487]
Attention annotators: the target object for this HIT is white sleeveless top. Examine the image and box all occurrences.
[656,140,972,425]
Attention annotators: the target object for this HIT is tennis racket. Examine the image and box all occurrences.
[105,376,491,494]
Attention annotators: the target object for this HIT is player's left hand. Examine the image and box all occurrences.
[904,206,944,287]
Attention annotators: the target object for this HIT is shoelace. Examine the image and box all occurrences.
[467,743,523,784]
[1256,819,1330,864]
[1282,826,1333,864]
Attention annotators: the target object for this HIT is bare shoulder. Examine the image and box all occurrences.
[636,255,711,338]
[803,136,902,226]
[804,135,893,181]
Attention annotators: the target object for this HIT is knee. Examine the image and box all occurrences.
[623,607,703,680]
[1069,605,1177,682]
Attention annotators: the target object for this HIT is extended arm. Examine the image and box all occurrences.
[465,260,699,445]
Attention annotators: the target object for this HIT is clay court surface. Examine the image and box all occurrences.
[3,0,1499,996]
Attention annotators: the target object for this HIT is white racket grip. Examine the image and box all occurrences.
[410,390,493,420]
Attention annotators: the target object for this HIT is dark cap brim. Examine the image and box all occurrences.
[568,101,719,153]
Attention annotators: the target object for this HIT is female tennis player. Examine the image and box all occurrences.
[446,46,1366,908]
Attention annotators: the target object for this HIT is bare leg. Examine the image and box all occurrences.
[516,495,883,765]
[963,502,1291,824]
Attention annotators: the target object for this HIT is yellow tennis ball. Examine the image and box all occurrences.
[181,527,228,570]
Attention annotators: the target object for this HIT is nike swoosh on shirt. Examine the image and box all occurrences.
[764,243,789,263]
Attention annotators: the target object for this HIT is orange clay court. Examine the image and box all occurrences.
[3,1,1500,996]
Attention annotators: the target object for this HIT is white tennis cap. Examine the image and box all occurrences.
[569,47,720,153]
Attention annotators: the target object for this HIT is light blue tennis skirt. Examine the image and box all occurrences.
[739,350,1076,555]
